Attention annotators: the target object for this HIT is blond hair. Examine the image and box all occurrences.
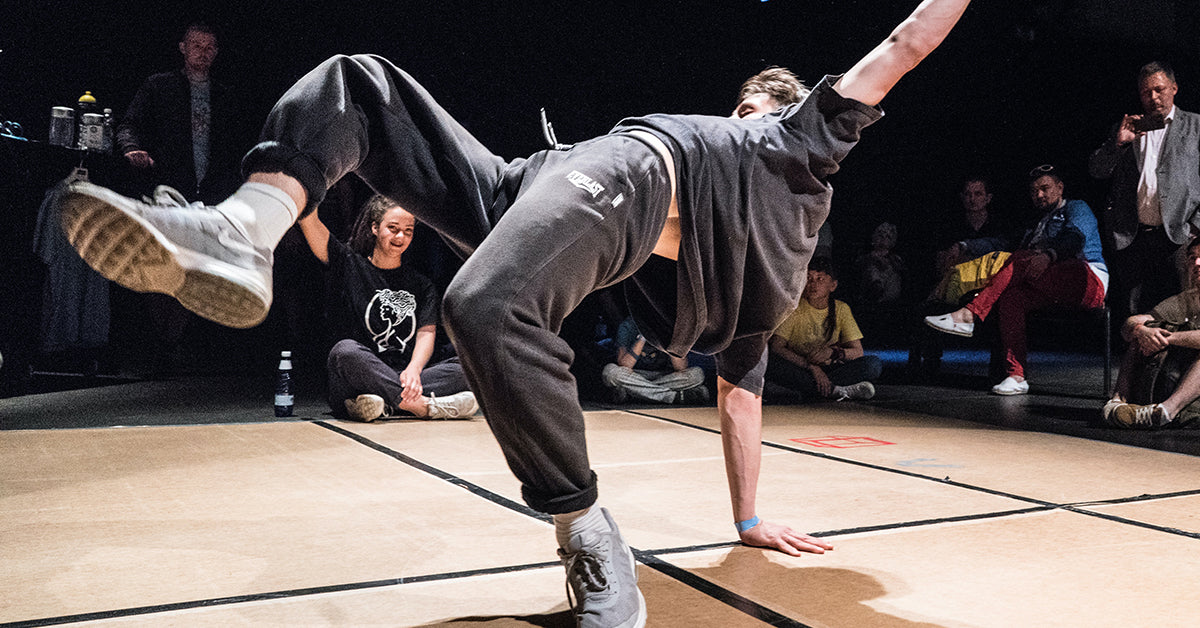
[736,67,810,108]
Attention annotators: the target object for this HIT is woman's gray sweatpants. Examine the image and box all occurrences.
[326,339,470,418]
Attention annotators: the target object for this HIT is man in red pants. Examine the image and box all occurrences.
[926,165,1109,395]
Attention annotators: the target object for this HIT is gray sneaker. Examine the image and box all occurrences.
[344,394,388,422]
[833,381,876,401]
[59,182,273,329]
[426,391,478,419]
[557,508,646,628]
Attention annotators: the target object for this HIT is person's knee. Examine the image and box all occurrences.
[680,366,706,387]
[601,363,624,387]
[443,278,510,349]
[326,339,364,370]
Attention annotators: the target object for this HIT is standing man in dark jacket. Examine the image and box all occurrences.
[117,22,243,204]
[1089,61,1200,324]
[115,22,247,373]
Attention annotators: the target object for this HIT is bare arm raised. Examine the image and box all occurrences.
[834,0,972,106]
[297,210,331,265]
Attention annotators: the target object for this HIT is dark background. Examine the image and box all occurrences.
[2,0,1198,392]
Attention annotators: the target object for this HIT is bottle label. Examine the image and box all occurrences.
[275,394,294,406]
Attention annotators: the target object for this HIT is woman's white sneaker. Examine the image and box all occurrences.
[426,391,479,419]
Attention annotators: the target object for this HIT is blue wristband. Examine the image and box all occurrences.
[735,516,761,533]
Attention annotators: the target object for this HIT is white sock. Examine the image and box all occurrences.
[553,504,609,551]
[215,182,299,249]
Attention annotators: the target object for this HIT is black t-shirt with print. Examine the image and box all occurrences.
[325,235,439,370]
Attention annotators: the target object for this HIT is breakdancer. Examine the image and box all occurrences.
[60,1,972,625]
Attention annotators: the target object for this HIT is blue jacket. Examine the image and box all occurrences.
[1022,199,1104,272]
[1020,198,1107,272]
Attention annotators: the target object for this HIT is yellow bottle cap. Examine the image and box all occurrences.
[78,91,96,104]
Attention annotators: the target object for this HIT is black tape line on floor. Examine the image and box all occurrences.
[0,561,563,628]
[1061,505,1200,539]
[635,551,814,628]
[314,420,806,627]
[629,409,1057,507]
[314,420,552,523]
[1064,487,1200,508]
[630,409,1200,540]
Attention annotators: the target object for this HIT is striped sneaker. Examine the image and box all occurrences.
[1109,403,1171,430]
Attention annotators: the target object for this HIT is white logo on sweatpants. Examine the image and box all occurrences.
[567,170,605,198]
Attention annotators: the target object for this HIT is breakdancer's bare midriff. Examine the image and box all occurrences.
[625,130,681,261]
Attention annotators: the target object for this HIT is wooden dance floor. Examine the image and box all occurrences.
[3,401,1200,626]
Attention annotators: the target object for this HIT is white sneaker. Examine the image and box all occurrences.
[59,182,274,329]
[344,394,387,422]
[924,313,975,337]
[558,508,647,628]
[426,391,479,419]
[991,376,1029,396]
[833,381,875,401]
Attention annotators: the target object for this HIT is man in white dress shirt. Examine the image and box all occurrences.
[1090,61,1200,323]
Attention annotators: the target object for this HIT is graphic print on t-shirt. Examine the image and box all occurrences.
[365,289,417,353]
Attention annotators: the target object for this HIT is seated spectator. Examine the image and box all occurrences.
[601,317,709,404]
[767,257,880,401]
[853,222,905,307]
[925,164,1108,395]
[298,194,478,421]
[1102,236,1200,429]
[933,175,1011,281]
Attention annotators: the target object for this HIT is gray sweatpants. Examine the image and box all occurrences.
[326,339,470,418]
[244,55,672,513]
[601,363,706,404]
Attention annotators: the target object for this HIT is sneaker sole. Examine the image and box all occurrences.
[344,396,385,422]
[628,589,647,628]
[61,186,269,329]
[1109,412,1141,429]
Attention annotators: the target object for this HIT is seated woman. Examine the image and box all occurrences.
[766,257,881,401]
[298,194,478,421]
[925,165,1108,395]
